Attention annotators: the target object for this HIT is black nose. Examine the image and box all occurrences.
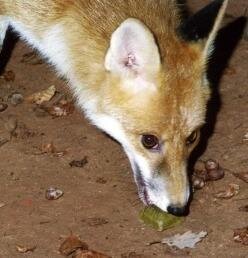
[167,205,186,216]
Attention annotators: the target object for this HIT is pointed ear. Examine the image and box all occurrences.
[105,18,160,78]
[179,0,228,60]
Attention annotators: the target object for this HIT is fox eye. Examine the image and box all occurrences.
[186,130,198,145]
[141,134,159,150]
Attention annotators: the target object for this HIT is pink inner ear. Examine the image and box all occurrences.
[125,53,136,68]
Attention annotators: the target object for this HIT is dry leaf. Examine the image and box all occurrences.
[38,142,67,157]
[26,85,56,105]
[16,245,36,253]
[69,157,88,168]
[233,172,248,183]
[73,249,111,258]
[233,227,248,245]
[46,101,74,117]
[162,231,207,249]
[243,132,248,141]
[214,183,240,199]
[239,205,248,212]
[0,139,9,147]
[2,70,15,81]
[41,142,56,153]
[59,234,88,256]
[0,202,6,208]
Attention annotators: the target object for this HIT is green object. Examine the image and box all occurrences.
[139,205,183,231]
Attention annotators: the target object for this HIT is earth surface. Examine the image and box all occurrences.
[0,1,247,257]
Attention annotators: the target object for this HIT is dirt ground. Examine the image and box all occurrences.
[0,1,247,258]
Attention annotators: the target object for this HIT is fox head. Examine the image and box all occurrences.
[85,0,228,215]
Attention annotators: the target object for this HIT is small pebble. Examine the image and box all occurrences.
[9,93,24,106]
[69,157,88,168]
[192,175,205,190]
[207,168,225,181]
[205,159,219,171]
[45,187,63,200]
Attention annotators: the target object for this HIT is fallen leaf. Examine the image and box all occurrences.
[73,249,111,258]
[16,245,36,253]
[139,205,182,231]
[37,142,67,157]
[2,70,15,81]
[214,183,240,199]
[69,157,88,168]
[41,142,56,153]
[161,231,207,249]
[45,100,74,117]
[96,177,107,184]
[0,202,6,208]
[239,205,248,212]
[233,172,248,183]
[233,226,248,245]
[26,85,56,105]
[0,139,9,147]
[243,132,248,141]
[45,187,63,200]
[59,234,88,256]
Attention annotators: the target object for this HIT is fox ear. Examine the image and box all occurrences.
[179,0,228,60]
[105,18,160,77]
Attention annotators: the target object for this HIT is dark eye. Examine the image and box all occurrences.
[141,134,159,150]
[186,130,198,145]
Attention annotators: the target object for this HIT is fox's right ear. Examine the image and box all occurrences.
[105,18,160,78]
[179,0,228,61]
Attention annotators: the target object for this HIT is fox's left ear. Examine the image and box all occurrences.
[179,0,228,61]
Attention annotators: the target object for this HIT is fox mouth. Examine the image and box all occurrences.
[133,162,152,205]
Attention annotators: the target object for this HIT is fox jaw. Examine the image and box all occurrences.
[83,2,228,215]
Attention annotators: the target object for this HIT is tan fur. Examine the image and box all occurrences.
[0,0,227,210]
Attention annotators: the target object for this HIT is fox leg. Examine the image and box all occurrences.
[0,17,9,52]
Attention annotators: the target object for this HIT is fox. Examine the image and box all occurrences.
[0,0,228,216]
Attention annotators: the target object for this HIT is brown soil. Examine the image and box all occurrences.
[0,1,247,257]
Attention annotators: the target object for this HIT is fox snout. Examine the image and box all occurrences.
[126,149,190,216]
